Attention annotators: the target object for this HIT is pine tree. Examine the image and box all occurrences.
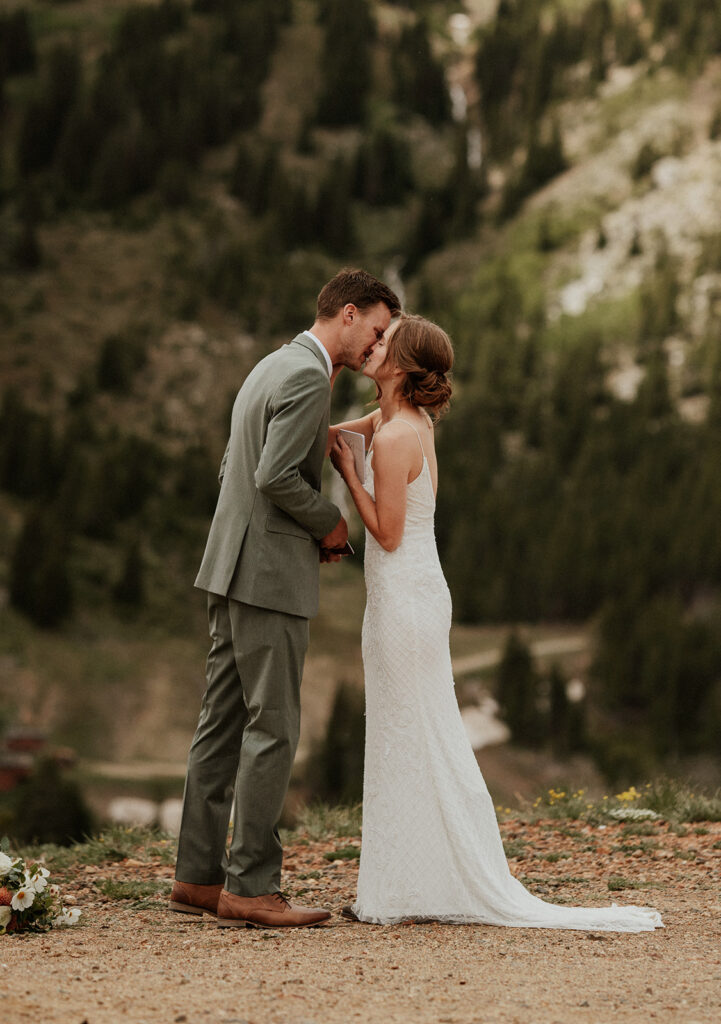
[0,389,57,499]
[113,0,187,55]
[9,758,93,845]
[314,681,365,803]
[114,539,145,607]
[96,330,148,393]
[13,214,42,271]
[548,663,569,757]
[404,188,451,272]
[10,510,74,628]
[91,115,159,207]
[175,445,219,515]
[496,632,543,747]
[582,0,612,84]
[638,248,680,347]
[500,120,567,220]
[353,126,413,206]
[55,102,110,198]
[636,345,673,421]
[0,9,36,77]
[445,126,485,240]
[229,137,278,215]
[475,0,545,161]
[315,156,355,254]
[316,0,374,126]
[0,388,31,492]
[157,159,193,208]
[392,19,450,125]
[16,43,82,175]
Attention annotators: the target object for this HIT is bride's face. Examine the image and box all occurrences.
[363,322,398,381]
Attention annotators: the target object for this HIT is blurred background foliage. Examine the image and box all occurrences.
[2,0,721,813]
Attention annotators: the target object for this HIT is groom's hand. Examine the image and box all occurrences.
[320,516,348,563]
[320,547,343,563]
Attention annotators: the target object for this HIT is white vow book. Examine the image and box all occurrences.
[339,428,365,483]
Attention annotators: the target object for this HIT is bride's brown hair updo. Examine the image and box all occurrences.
[383,313,454,419]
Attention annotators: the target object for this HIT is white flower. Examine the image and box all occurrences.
[0,906,11,930]
[0,852,13,877]
[56,906,81,926]
[29,869,49,893]
[11,887,35,911]
[49,884,60,897]
[607,807,662,822]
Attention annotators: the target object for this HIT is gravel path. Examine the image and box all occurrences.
[3,820,720,1024]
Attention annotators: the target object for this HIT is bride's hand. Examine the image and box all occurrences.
[330,434,356,482]
[326,425,339,457]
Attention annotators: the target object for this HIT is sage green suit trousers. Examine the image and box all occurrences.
[175,593,308,896]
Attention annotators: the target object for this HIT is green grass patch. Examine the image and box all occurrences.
[519,875,589,887]
[286,803,363,842]
[15,826,177,874]
[555,826,586,839]
[612,840,659,854]
[515,778,721,825]
[95,878,171,908]
[607,876,661,891]
[502,839,528,859]
[621,821,658,837]
[323,845,361,862]
[644,779,721,823]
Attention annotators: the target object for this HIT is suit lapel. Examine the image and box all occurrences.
[291,334,331,376]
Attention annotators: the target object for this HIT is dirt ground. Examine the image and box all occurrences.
[2,820,720,1024]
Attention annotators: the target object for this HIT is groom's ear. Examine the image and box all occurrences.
[343,303,357,324]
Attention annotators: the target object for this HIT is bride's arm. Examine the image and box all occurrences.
[331,431,407,552]
[326,410,379,456]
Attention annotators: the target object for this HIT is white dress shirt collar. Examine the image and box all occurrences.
[303,330,332,378]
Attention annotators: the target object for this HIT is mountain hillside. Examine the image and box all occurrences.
[2,0,721,798]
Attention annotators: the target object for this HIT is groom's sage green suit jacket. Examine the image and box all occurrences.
[195,334,341,619]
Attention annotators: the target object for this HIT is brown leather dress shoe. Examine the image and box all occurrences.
[169,881,223,918]
[216,890,331,929]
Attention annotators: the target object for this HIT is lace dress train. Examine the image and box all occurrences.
[352,436,662,932]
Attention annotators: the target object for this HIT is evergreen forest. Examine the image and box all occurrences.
[2,0,721,794]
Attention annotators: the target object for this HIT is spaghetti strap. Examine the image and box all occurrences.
[394,418,426,458]
[369,416,429,458]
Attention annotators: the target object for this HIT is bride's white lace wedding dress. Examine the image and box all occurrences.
[352,423,663,931]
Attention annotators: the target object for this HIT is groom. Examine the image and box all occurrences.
[171,268,400,928]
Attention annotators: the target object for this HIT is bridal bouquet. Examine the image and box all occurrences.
[0,839,81,934]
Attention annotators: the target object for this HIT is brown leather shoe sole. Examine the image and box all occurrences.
[168,900,218,919]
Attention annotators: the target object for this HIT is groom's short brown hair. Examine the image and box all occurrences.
[316,268,401,321]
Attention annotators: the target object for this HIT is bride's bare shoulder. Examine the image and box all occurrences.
[372,421,417,459]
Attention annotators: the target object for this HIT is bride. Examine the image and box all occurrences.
[329,313,662,931]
